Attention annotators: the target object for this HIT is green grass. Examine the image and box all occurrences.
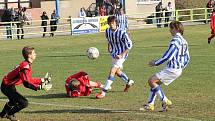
[176,0,209,9]
[0,24,215,121]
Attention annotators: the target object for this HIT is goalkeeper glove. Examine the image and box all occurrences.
[42,72,52,84]
[38,82,46,90]
[43,83,52,91]
[38,82,52,91]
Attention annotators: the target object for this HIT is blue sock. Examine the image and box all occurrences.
[108,75,115,81]
[119,72,129,83]
[154,85,167,101]
[147,88,157,105]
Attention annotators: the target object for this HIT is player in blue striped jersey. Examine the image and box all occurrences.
[115,9,128,31]
[96,16,134,99]
[140,21,190,111]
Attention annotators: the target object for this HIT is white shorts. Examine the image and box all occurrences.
[155,67,182,86]
[112,56,127,69]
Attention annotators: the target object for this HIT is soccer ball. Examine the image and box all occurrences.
[86,47,99,60]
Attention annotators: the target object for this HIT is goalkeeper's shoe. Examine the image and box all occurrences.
[96,92,106,99]
[6,114,19,121]
[162,99,172,112]
[139,104,155,111]
[208,38,211,44]
[124,80,134,92]
[0,111,6,118]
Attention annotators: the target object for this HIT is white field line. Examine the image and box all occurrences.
[0,99,201,121]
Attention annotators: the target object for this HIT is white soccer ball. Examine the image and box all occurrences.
[86,47,99,60]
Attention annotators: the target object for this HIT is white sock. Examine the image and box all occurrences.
[103,79,113,91]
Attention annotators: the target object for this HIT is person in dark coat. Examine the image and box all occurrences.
[50,10,58,37]
[155,2,164,28]
[1,9,13,39]
[40,11,49,37]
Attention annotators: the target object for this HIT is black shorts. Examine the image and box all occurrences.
[1,83,27,106]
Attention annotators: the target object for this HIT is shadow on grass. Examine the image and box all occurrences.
[25,93,99,100]
[40,54,86,58]
[24,108,133,114]
[25,93,68,99]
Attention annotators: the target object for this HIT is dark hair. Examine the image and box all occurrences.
[69,79,80,90]
[22,7,26,12]
[107,16,118,25]
[169,21,184,35]
[22,46,34,60]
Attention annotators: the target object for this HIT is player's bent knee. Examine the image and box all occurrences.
[148,75,159,87]
[19,100,28,108]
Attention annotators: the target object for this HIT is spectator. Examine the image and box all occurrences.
[15,7,29,39]
[99,5,106,16]
[95,6,100,16]
[164,2,173,27]
[96,0,104,8]
[50,10,58,37]
[79,7,86,18]
[206,0,215,22]
[206,0,215,11]
[1,8,13,39]
[155,2,164,28]
[113,0,122,14]
[105,0,114,15]
[40,11,49,38]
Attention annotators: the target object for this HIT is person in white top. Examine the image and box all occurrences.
[164,2,173,27]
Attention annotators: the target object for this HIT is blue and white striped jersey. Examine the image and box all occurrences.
[155,33,190,69]
[105,27,132,58]
[115,14,128,30]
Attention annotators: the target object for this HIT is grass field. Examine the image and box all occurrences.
[0,24,215,121]
[176,0,208,9]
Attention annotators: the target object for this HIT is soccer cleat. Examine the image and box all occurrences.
[124,80,134,92]
[139,104,155,111]
[99,85,112,90]
[96,92,105,99]
[6,114,20,121]
[208,38,211,44]
[0,111,6,118]
[162,99,172,112]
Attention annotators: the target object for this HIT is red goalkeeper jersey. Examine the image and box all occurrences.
[65,71,92,97]
[211,12,215,33]
[2,61,42,90]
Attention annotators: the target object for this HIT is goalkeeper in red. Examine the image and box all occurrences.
[0,46,51,121]
[65,71,103,97]
[208,9,215,44]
